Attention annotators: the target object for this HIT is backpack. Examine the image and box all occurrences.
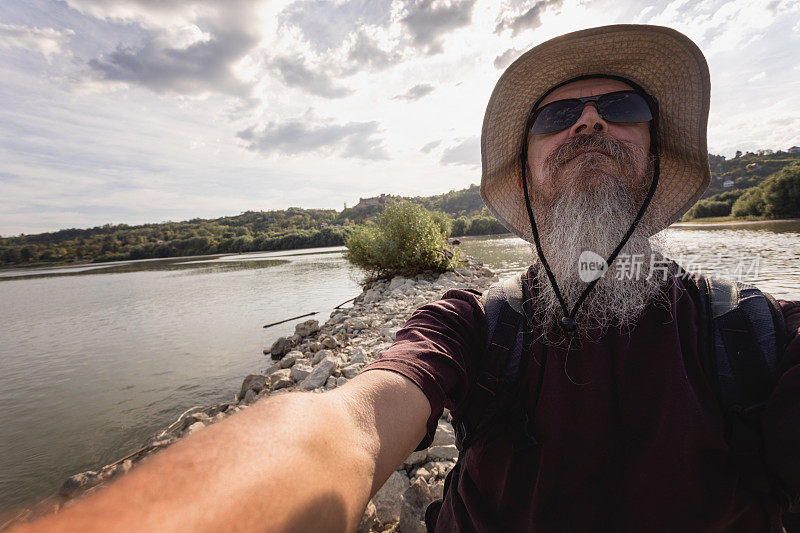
[424,270,796,531]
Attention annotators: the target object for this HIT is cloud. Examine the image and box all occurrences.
[748,71,766,82]
[441,136,479,166]
[238,118,389,160]
[272,56,353,98]
[346,32,399,73]
[69,0,261,96]
[401,0,476,55]
[493,47,523,69]
[0,22,74,58]
[392,83,435,101]
[88,28,257,95]
[420,140,441,153]
[495,0,563,36]
[279,0,393,52]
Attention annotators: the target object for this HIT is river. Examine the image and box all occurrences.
[1,222,798,512]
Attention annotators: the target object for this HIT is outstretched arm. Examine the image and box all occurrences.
[13,370,430,533]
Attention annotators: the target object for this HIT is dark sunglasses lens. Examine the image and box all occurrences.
[598,92,652,123]
[531,100,583,134]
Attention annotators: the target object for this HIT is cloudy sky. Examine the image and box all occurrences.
[1,0,799,236]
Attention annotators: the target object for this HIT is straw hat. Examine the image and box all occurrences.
[480,24,711,241]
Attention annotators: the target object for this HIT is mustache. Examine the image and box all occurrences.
[544,133,637,172]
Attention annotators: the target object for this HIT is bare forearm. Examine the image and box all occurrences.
[15,391,377,533]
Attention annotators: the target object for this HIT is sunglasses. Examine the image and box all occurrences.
[529,90,653,135]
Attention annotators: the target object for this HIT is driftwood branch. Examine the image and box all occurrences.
[262,312,318,329]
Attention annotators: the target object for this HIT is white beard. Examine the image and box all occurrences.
[528,135,671,339]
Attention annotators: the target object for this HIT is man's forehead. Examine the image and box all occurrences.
[539,78,635,107]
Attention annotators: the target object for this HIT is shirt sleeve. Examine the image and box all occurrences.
[361,288,487,450]
[763,300,800,491]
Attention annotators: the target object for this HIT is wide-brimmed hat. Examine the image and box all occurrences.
[480,24,711,241]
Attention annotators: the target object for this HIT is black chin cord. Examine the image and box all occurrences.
[520,150,661,338]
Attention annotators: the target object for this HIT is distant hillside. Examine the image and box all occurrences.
[3,148,799,267]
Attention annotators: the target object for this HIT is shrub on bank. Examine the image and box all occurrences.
[345,201,462,281]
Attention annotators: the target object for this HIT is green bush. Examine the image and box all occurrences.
[344,201,462,280]
[761,162,800,219]
[731,188,766,217]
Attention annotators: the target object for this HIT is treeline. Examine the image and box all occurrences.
[4,148,799,266]
[684,160,800,220]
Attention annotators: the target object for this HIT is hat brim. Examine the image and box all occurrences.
[480,24,711,241]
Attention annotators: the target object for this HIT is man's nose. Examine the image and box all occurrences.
[569,103,608,136]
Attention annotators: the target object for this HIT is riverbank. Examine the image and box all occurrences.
[1,258,498,532]
[672,217,800,227]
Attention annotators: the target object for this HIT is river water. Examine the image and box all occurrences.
[1,222,799,512]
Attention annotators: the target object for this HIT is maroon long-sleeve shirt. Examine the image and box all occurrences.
[364,271,800,532]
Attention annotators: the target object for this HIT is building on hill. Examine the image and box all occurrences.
[723,180,734,188]
[353,194,391,209]
[789,146,800,154]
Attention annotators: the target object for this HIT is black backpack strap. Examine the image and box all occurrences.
[453,272,529,451]
[696,275,785,496]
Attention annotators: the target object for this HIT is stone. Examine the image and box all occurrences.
[344,317,368,331]
[341,363,362,379]
[403,450,428,467]
[430,479,445,500]
[335,376,348,387]
[333,332,348,345]
[325,376,336,389]
[400,478,433,533]
[312,348,332,365]
[59,471,101,498]
[308,341,324,353]
[356,501,379,533]
[372,470,410,525]
[269,368,292,390]
[432,420,456,447]
[294,319,320,337]
[411,467,430,482]
[186,421,206,434]
[239,374,267,399]
[320,334,339,349]
[299,356,337,390]
[268,336,293,358]
[184,411,212,428]
[290,362,313,382]
[350,347,366,364]
[388,276,408,291]
[428,445,459,461]
[279,350,302,369]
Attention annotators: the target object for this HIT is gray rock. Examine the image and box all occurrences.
[372,470,410,525]
[239,374,267,399]
[356,501,379,533]
[308,341,324,353]
[388,276,408,291]
[294,319,320,337]
[325,376,336,389]
[344,317,367,331]
[290,362,313,382]
[430,479,445,500]
[411,467,430,482]
[403,450,428,467]
[319,334,339,349]
[279,350,302,369]
[186,421,206,434]
[341,363,362,379]
[333,332,348,345]
[268,336,293,358]
[59,471,101,498]
[432,420,456,447]
[299,356,337,390]
[428,445,458,461]
[400,478,433,533]
[312,348,332,365]
[269,368,292,390]
[335,376,348,387]
[350,347,366,364]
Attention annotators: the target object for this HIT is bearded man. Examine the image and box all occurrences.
[15,24,800,533]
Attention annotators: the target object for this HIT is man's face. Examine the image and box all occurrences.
[521,77,668,337]
[526,78,651,206]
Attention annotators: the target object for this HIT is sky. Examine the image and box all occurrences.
[1,0,799,236]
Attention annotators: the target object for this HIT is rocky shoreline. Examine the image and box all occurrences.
[2,258,498,532]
